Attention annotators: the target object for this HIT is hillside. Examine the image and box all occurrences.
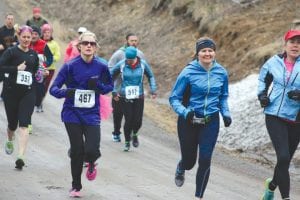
[6,0,300,96]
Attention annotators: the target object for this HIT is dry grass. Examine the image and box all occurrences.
[144,99,178,135]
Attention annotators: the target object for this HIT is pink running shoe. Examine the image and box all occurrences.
[69,189,81,198]
[86,163,97,181]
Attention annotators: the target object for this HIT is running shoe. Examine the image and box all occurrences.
[123,141,130,152]
[69,188,81,198]
[261,178,274,200]
[132,133,139,148]
[15,157,25,170]
[39,105,44,112]
[175,165,185,187]
[86,162,97,181]
[28,124,32,135]
[112,132,121,142]
[5,140,14,155]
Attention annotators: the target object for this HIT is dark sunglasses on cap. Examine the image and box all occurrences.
[80,41,97,46]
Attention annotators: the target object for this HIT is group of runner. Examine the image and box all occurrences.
[0,6,299,200]
[0,7,157,198]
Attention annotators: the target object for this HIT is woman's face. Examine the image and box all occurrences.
[19,31,32,49]
[79,35,97,57]
[197,47,216,66]
[42,30,52,41]
[285,36,300,60]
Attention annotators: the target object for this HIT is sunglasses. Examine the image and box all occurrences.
[80,41,97,46]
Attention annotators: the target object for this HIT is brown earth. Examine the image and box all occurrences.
[6,0,300,97]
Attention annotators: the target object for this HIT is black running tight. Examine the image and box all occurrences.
[265,115,300,199]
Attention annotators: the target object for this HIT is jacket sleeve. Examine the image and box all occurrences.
[108,50,123,69]
[49,63,69,98]
[219,71,231,117]
[143,61,157,94]
[98,65,113,95]
[169,69,191,118]
[44,44,53,67]
[52,41,61,63]
[0,48,18,73]
[258,60,273,96]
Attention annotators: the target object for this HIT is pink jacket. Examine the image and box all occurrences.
[64,39,80,63]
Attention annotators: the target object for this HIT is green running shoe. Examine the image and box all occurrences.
[261,178,274,200]
[123,142,130,152]
[28,124,32,135]
[5,141,14,155]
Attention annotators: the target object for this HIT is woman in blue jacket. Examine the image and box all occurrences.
[110,46,157,151]
[169,37,231,199]
[50,31,113,198]
[258,30,300,200]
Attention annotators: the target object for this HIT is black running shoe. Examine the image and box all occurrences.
[132,135,139,148]
[175,167,185,187]
[15,158,25,170]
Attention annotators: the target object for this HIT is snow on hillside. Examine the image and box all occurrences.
[218,74,270,151]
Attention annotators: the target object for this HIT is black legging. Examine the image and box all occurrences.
[265,114,300,199]
[64,123,101,191]
[121,97,144,142]
[112,98,123,134]
[35,80,46,107]
[177,112,219,198]
[3,86,36,130]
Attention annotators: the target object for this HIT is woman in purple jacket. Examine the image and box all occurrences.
[50,31,113,198]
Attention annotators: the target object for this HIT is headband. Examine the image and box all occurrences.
[196,39,216,53]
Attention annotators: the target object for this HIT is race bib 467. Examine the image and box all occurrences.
[74,89,95,108]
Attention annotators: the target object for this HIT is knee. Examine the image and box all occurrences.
[198,158,211,168]
[277,154,290,169]
[183,158,197,170]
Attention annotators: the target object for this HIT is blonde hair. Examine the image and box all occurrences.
[77,31,99,52]
[78,31,97,43]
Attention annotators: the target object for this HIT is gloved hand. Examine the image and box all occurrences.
[258,93,270,107]
[223,116,232,127]
[87,77,98,90]
[66,88,76,98]
[185,111,194,124]
[287,89,300,101]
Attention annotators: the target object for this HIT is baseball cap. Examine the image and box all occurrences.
[33,7,41,14]
[77,27,87,33]
[284,30,300,41]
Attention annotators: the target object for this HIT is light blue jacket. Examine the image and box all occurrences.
[110,57,157,98]
[169,60,230,118]
[108,46,145,95]
[258,54,300,121]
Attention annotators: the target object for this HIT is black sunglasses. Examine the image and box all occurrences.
[80,41,97,46]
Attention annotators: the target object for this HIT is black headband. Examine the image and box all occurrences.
[196,39,216,53]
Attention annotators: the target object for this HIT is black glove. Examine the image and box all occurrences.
[287,89,300,101]
[258,93,270,108]
[185,111,194,124]
[66,88,76,98]
[87,77,98,90]
[223,116,232,127]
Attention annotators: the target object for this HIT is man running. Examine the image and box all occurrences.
[108,33,146,142]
